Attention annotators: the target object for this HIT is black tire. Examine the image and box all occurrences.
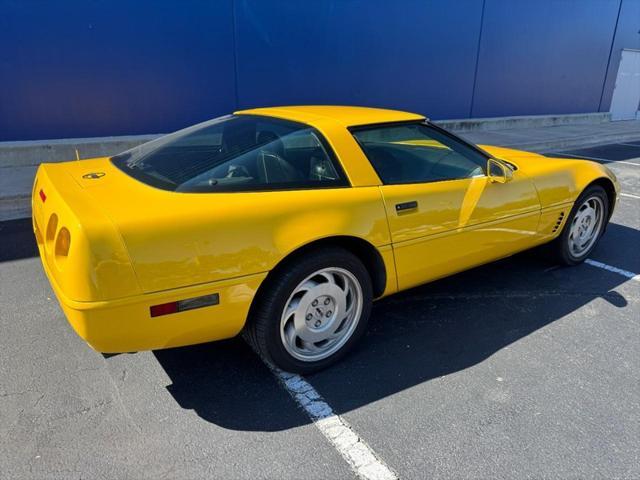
[244,247,373,374]
[551,184,609,265]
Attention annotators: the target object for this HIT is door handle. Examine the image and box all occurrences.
[395,201,418,213]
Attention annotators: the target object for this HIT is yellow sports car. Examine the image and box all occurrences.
[33,106,619,372]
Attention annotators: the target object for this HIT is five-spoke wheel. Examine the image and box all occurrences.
[553,184,610,265]
[244,247,372,373]
[567,196,605,258]
[280,267,363,362]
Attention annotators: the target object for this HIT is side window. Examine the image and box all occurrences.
[183,125,344,190]
[113,114,349,193]
[280,130,342,182]
[351,123,486,184]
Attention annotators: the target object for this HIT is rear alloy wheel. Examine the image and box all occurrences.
[554,185,609,265]
[245,247,372,373]
[280,267,363,362]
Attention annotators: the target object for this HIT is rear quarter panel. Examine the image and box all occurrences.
[85,162,392,295]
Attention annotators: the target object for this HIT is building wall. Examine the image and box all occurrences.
[0,0,637,141]
[600,0,640,112]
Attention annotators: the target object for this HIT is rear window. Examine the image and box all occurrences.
[111,115,348,192]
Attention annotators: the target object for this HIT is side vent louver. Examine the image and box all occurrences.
[551,211,565,233]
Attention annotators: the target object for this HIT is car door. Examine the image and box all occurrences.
[351,122,541,291]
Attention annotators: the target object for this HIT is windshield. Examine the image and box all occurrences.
[111,114,348,192]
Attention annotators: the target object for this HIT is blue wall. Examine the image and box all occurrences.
[0,0,637,141]
[472,0,621,117]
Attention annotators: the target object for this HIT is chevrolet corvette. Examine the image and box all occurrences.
[33,106,619,372]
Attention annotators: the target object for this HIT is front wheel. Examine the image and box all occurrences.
[244,247,373,374]
[552,185,609,265]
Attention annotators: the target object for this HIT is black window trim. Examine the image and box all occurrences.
[349,120,494,186]
[111,114,351,194]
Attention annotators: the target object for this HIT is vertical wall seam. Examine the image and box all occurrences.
[469,0,486,118]
[598,0,623,112]
[231,0,241,110]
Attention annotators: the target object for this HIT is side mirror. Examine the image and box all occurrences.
[487,158,514,184]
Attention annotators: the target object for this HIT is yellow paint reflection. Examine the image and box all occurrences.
[458,176,487,227]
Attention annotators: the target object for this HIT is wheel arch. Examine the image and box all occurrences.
[583,176,617,220]
[254,236,388,308]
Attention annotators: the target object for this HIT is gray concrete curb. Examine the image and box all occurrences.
[0,196,31,222]
[0,134,161,168]
[460,129,640,153]
[438,112,610,133]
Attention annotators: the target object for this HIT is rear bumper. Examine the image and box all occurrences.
[36,235,266,352]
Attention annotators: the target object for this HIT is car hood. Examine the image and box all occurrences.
[480,145,568,169]
[479,145,619,208]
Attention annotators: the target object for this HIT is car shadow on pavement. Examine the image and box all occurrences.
[0,218,38,262]
[153,222,637,432]
[153,337,311,431]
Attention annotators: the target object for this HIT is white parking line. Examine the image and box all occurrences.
[585,259,640,282]
[620,192,640,199]
[611,159,640,166]
[268,365,398,480]
[551,152,640,166]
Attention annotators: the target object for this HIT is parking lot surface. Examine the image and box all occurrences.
[1,141,639,479]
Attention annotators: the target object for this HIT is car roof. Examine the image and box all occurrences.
[234,105,426,128]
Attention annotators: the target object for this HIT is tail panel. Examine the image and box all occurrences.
[32,163,141,302]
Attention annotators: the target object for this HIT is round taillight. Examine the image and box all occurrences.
[46,213,58,247]
[55,227,71,258]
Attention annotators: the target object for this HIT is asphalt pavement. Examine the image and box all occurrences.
[1,141,639,479]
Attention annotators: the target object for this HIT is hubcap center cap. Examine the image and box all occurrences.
[305,295,335,329]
